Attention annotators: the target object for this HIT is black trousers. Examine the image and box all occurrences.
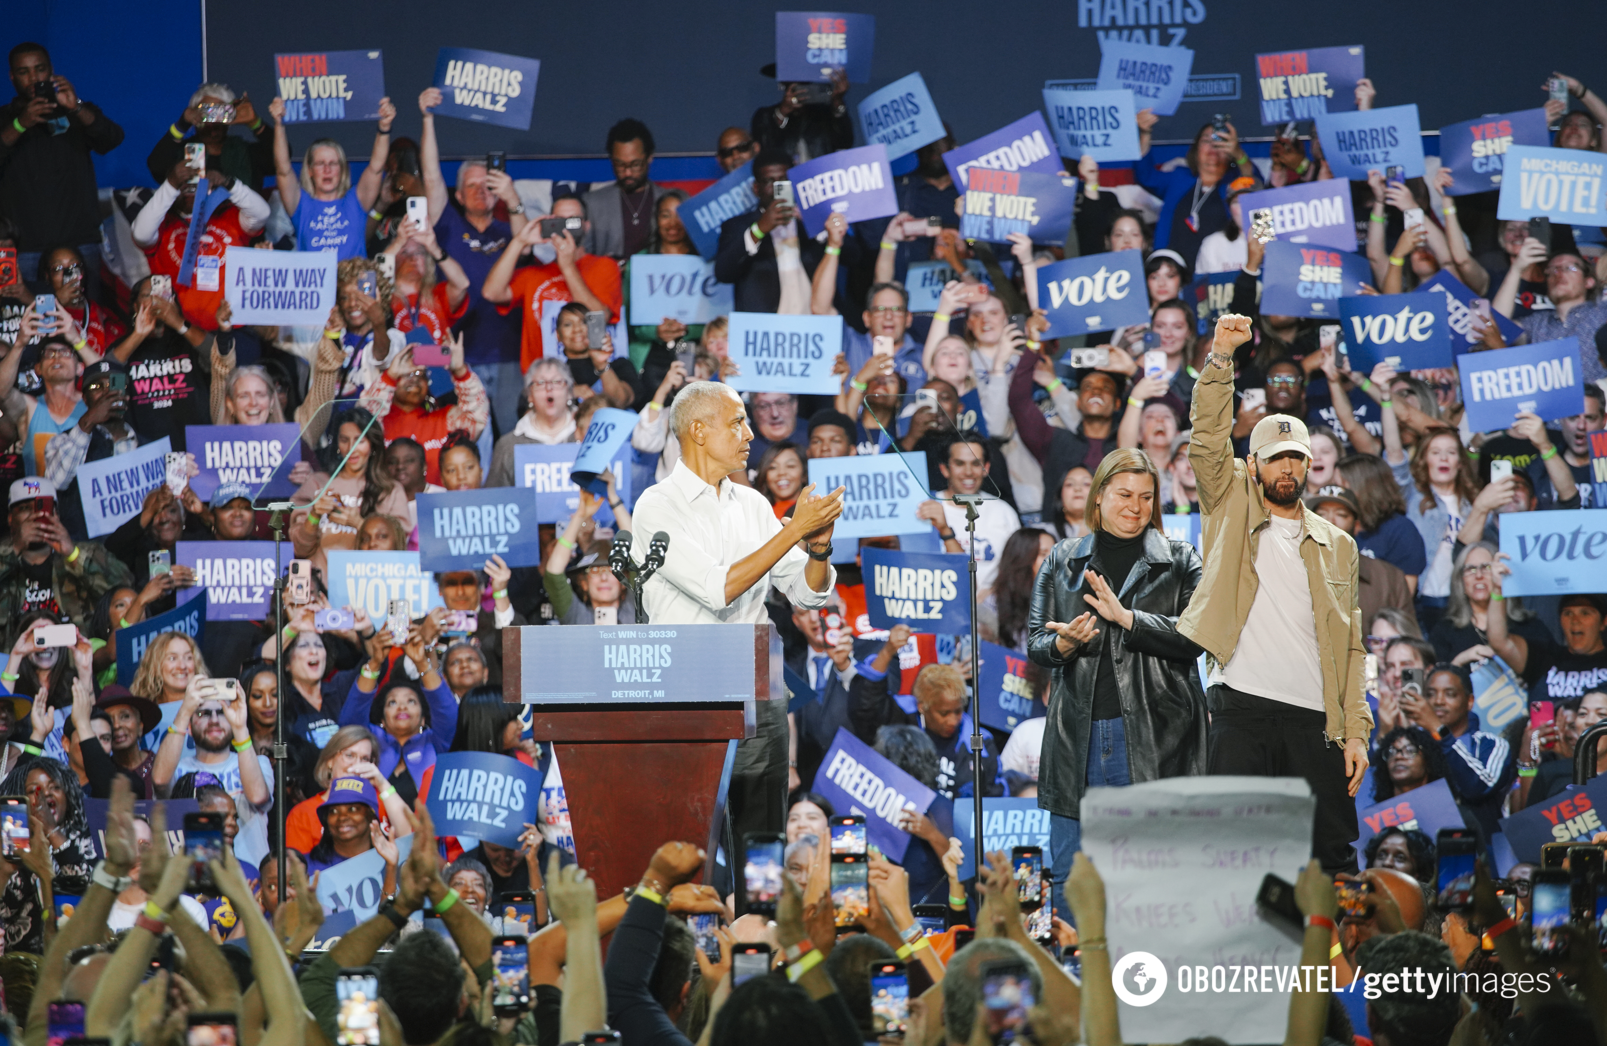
[1208,685,1359,875]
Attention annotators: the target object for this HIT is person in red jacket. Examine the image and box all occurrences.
[382,219,469,346]
[359,330,488,484]
[129,159,269,332]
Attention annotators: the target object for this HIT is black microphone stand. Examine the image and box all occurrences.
[951,493,987,863]
[266,501,293,906]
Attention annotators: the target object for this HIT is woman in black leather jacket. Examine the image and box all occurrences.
[1028,448,1208,912]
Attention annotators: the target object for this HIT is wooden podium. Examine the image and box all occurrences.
[504,623,782,899]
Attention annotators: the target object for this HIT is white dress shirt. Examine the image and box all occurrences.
[631,459,834,624]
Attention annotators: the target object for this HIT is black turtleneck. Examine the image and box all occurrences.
[1089,528,1146,720]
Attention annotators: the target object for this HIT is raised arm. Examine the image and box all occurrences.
[354,98,396,212]
[810,213,846,316]
[874,211,910,285]
[1485,558,1529,673]
[1187,314,1253,512]
[546,852,607,1043]
[1432,170,1488,295]
[1284,861,1338,1046]
[418,88,449,224]
[267,98,299,217]
[1065,854,1120,1046]
[86,834,190,1035]
[214,851,305,1046]
[483,223,539,306]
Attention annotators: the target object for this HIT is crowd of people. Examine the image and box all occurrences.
[2,28,1607,1046]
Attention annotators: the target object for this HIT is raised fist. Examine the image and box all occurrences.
[1213,313,1254,353]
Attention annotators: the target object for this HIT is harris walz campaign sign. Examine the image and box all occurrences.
[117,591,206,686]
[1036,249,1149,338]
[416,487,541,572]
[1315,104,1426,181]
[430,47,539,130]
[1095,38,1193,116]
[857,72,944,160]
[808,452,929,540]
[681,162,756,260]
[187,423,300,501]
[724,313,844,396]
[862,547,970,633]
[1040,88,1140,164]
[425,752,543,848]
[176,541,290,621]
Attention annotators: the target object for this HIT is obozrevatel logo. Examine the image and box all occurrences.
[1111,952,1168,1006]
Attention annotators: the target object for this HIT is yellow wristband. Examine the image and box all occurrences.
[933,312,951,322]
[433,888,461,914]
[493,589,508,599]
[326,328,343,340]
[787,947,825,982]
[143,901,168,922]
[1389,256,1405,266]
[896,936,932,960]
[66,546,81,564]
[1128,396,1144,407]
[634,885,664,906]
[73,338,88,351]
[231,738,252,752]
[1329,942,1343,960]
[380,784,397,798]
[557,536,576,551]
[1046,377,1063,392]
[1026,339,1041,350]
[880,240,896,251]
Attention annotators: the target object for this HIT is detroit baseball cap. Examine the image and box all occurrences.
[1249,414,1311,461]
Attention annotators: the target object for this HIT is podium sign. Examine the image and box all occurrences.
[511,623,771,705]
[505,623,781,899]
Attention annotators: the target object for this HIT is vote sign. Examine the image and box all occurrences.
[1418,270,1526,351]
[1259,240,1373,319]
[1439,109,1550,196]
[416,487,541,572]
[1254,45,1365,125]
[1338,292,1453,372]
[1497,145,1607,227]
[1498,508,1607,598]
[862,548,971,633]
[628,255,731,326]
[1036,249,1149,338]
[1458,337,1584,432]
[724,313,844,395]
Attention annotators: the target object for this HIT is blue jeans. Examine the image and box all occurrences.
[1050,716,1130,922]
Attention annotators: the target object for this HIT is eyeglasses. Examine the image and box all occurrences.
[1266,375,1301,387]
[717,140,756,159]
[585,565,613,576]
[531,379,569,389]
[1363,634,1392,652]
[867,305,907,314]
[1462,563,1494,577]
[1384,743,1421,758]
[613,158,650,172]
[753,401,794,416]
[1548,263,1585,276]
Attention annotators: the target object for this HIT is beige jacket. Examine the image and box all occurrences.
[1176,357,1374,743]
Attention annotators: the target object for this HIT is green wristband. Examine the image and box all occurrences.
[433,888,461,914]
[11,118,25,135]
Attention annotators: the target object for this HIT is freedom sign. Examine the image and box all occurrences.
[790,143,898,237]
[325,551,441,621]
[1096,38,1193,117]
[1497,145,1607,227]
[1259,240,1373,319]
[943,113,1060,197]
[1439,109,1550,196]
[1037,249,1149,338]
[862,548,971,633]
[959,170,1077,246]
[1315,104,1426,180]
[811,727,936,862]
[116,590,206,686]
[858,72,944,160]
[681,162,756,260]
[1498,772,1607,863]
[1338,292,1453,372]
[1353,779,1465,862]
[186,423,300,502]
[513,444,628,527]
[809,452,930,539]
[224,248,336,327]
[426,752,544,848]
[1041,89,1140,164]
[774,12,875,83]
[724,313,844,395]
[175,541,290,621]
[1498,508,1607,597]
[976,640,1042,733]
[430,47,539,130]
[1418,270,1525,351]
[1458,337,1584,432]
[78,436,172,538]
[416,487,541,572]
[273,50,385,123]
[1235,179,1355,252]
[627,255,732,326]
[1254,45,1365,125]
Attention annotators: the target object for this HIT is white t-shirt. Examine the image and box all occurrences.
[1194,230,1248,274]
[941,496,1022,593]
[1001,717,1046,780]
[1420,492,1462,599]
[108,894,207,932]
[1219,515,1325,710]
[174,750,274,866]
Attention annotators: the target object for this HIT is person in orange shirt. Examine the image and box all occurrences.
[359,331,488,484]
[282,723,414,855]
[382,219,469,346]
[481,194,621,374]
[129,159,269,332]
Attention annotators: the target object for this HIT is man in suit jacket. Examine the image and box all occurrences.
[714,147,824,314]
[582,118,665,261]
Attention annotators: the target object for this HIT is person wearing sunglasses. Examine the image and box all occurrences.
[1231,358,1305,455]
[1496,240,1607,386]
[713,127,758,173]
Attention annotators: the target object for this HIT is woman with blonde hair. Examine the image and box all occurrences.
[268,93,396,259]
[282,724,415,854]
[1028,447,1207,911]
[130,631,210,708]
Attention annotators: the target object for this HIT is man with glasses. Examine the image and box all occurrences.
[714,127,759,174]
[1495,240,1607,385]
[747,391,807,463]
[839,282,925,391]
[152,678,274,862]
[583,119,665,261]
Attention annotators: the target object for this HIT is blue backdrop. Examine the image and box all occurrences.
[8,1,1607,190]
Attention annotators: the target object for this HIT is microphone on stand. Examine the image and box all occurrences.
[610,529,635,585]
[640,531,670,585]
